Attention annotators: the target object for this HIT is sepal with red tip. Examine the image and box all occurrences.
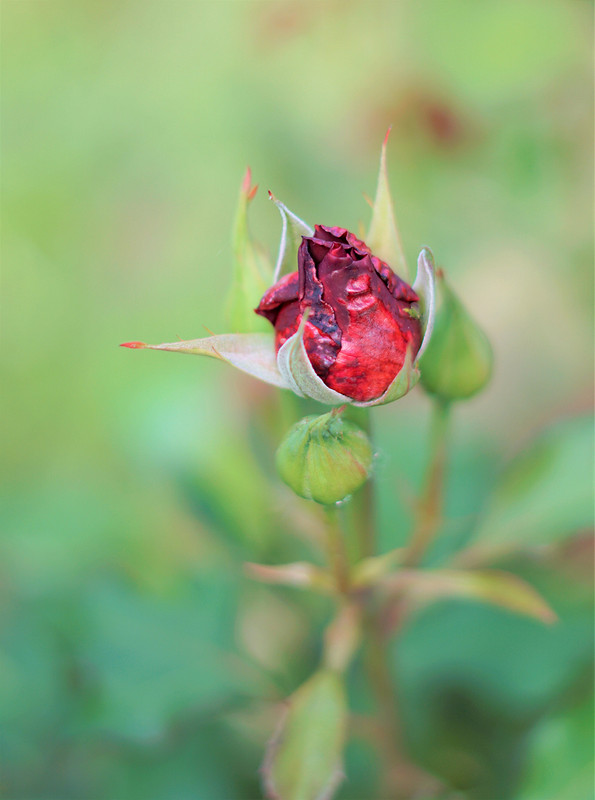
[227,168,272,333]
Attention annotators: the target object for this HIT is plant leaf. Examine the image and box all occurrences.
[366,128,409,280]
[270,192,313,284]
[464,416,594,560]
[244,561,333,594]
[125,333,289,389]
[262,670,347,800]
[386,568,557,624]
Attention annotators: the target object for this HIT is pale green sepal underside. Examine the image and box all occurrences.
[277,315,352,405]
[143,333,289,390]
[270,193,314,284]
[412,247,437,364]
[366,129,409,280]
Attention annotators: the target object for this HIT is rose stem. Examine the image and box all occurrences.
[345,408,421,796]
[344,406,375,560]
[404,398,451,566]
[323,505,351,595]
[365,610,430,799]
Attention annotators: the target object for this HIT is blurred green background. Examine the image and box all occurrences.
[2,1,593,798]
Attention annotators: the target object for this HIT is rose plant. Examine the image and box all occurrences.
[121,133,436,410]
[121,133,556,800]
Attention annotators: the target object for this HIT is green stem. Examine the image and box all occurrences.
[404,399,451,566]
[323,506,351,595]
[345,406,375,560]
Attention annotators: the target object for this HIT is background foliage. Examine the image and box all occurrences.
[2,1,593,798]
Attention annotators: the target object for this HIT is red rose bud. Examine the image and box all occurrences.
[123,138,436,408]
[256,226,427,403]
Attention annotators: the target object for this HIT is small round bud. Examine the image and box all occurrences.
[276,410,373,505]
[420,274,492,401]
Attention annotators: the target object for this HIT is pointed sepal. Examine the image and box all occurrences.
[269,192,314,283]
[227,168,273,333]
[366,128,409,279]
[122,333,289,389]
[412,247,437,364]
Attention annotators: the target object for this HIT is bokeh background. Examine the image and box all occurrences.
[2,1,593,798]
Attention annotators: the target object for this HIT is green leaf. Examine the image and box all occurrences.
[387,568,556,624]
[366,128,409,280]
[122,332,289,389]
[227,168,272,333]
[467,416,594,557]
[517,696,595,800]
[269,192,313,283]
[263,669,348,800]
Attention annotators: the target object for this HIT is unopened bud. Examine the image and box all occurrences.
[276,410,373,505]
[420,274,492,401]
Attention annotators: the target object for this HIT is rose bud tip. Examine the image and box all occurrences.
[120,341,147,349]
[383,125,393,146]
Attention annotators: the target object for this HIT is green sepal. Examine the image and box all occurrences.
[227,168,272,333]
[262,669,348,800]
[270,192,313,283]
[129,332,289,389]
[419,271,493,401]
[412,247,437,364]
[366,128,409,279]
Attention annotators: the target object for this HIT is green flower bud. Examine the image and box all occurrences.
[276,410,373,505]
[420,273,493,401]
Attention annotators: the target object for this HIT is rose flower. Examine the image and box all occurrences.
[121,137,436,409]
[255,225,422,403]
